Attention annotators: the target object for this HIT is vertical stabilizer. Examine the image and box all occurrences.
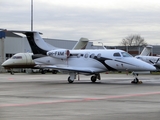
[139,46,152,56]
[7,30,57,55]
[72,38,89,50]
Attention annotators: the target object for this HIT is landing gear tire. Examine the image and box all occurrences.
[131,78,142,84]
[41,70,46,74]
[131,78,138,84]
[52,70,57,74]
[10,71,14,75]
[68,77,74,83]
[131,73,142,84]
[91,76,97,83]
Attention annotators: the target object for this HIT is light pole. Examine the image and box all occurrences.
[31,0,33,31]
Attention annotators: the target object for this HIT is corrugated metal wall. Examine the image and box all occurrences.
[44,38,76,49]
[4,37,24,54]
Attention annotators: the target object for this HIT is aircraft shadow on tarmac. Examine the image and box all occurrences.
[2,79,160,86]
[35,78,160,86]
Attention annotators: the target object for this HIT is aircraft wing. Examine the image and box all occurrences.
[35,65,104,74]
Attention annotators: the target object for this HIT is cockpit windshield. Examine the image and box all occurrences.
[113,52,121,57]
[121,52,133,57]
[11,56,22,59]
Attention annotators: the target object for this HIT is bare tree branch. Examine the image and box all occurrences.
[120,34,148,46]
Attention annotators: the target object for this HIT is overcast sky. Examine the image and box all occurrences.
[1,0,160,46]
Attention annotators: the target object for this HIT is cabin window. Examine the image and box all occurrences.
[113,52,121,57]
[77,54,84,58]
[97,53,101,59]
[12,56,22,59]
[84,53,89,58]
[77,54,81,58]
[90,53,95,58]
[121,52,133,57]
[70,54,79,57]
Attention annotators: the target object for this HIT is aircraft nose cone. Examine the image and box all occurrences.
[135,58,156,71]
[1,61,7,67]
[143,62,156,71]
[1,60,12,67]
[148,64,156,71]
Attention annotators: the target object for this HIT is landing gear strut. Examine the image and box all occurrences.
[10,70,14,75]
[131,73,142,84]
[9,69,14,75]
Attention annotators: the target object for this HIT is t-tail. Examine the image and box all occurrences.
[6,30,57,55]
[139,46,152,56]
[72,37,89,50]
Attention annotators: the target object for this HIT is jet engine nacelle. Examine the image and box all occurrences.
[47,49,70,59]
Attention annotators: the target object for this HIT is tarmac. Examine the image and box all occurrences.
[0,72,160,120]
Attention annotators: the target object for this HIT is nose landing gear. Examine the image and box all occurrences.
[131,73,143,84]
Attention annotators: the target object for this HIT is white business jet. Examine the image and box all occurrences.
[135,46,160,70]
[2,38,89,74]
[6,30,156,84]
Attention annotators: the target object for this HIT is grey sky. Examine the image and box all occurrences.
[1,0,160,46]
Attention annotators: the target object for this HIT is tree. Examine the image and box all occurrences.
[120,34,148,46]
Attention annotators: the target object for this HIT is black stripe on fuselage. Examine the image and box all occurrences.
[93,57,137,71]
[93,57,117,71]
[114,59,136,66]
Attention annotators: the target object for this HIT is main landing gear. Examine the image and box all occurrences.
[39,69,46,74]
[91,73,101,83]
[67,73,101,83]
[68,72,76,83]
[131,73,142,84]
[10,69,14,75]
[7,69,14,75]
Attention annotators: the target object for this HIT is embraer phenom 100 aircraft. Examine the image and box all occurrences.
[5,30,156,84]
